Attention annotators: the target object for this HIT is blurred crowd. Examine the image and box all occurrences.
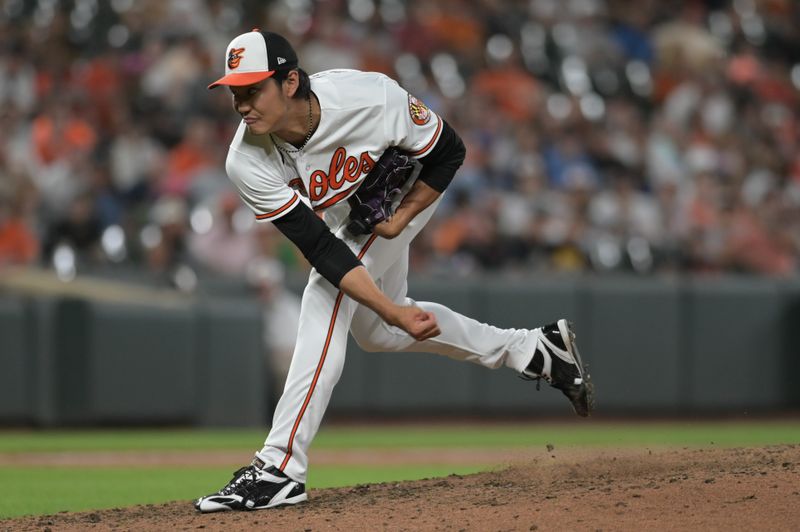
[1,0,799,284]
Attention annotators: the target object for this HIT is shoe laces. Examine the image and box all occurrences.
[220,466,259,496]
[519,372,552,391]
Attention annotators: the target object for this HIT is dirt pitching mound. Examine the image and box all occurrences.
[3,445,798,531]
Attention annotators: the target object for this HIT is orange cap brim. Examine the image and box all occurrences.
[207,70,276,89]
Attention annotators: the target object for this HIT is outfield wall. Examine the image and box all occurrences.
[1,275,798,426]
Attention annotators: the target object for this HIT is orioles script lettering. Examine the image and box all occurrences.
[309,147,375,201]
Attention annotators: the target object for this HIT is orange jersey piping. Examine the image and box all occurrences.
[254,194,299,220]
[279,234,379,472]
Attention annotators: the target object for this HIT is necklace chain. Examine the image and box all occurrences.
[272,95,314,154]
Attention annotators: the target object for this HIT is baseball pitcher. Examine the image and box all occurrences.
[195,29,594,513]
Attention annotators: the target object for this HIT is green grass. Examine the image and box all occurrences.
[1,420,798,453]
[0,468,226,518]
[1,420,798,519]
[0,429,264,453]
[316,420,800,448]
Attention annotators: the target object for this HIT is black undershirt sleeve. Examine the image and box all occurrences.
[416,119,466,193]
[272,202,362,287]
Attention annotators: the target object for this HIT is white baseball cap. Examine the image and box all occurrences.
[208,29,299,89]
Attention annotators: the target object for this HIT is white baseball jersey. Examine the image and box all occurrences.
[222,69,543,485]
[225,69,443,222]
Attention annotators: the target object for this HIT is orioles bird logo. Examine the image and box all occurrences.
[227,47,245,69]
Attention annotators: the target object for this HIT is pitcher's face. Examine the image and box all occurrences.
[230,78,289,136]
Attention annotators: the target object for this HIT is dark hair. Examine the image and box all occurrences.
[271,67,311,100]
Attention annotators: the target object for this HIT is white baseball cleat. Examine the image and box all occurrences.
[194,462,307,513]
[522,319,595,417]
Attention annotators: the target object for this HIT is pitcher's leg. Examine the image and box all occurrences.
[350,275,592,416]
[353,298,539,371]
[350,248,538,373]
[255,207,423,483]
[403,302,538,371]
[256,270,358,483]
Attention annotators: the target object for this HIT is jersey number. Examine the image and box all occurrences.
[309,147,375,202]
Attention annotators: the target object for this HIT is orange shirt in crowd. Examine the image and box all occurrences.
[31,115,97,164]
[726,209,795,276]
[426,13,483,54]
[160,142,216,196]
[473,67,539,122]
[0,219,38,265]
[432,216,470,255]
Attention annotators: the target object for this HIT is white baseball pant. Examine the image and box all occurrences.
[256,197,541,482]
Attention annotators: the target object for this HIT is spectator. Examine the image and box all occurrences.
[0,43,36,115]
[31,99,97,166]
[144,196,192,277]
[188,192,258,277]
[159,116,218,198]
[246,258,302,408]
[109,118,165,206]
[41,190,103,265]
[0,194,38,267]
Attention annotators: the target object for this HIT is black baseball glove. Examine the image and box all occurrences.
[346,147,415,236]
